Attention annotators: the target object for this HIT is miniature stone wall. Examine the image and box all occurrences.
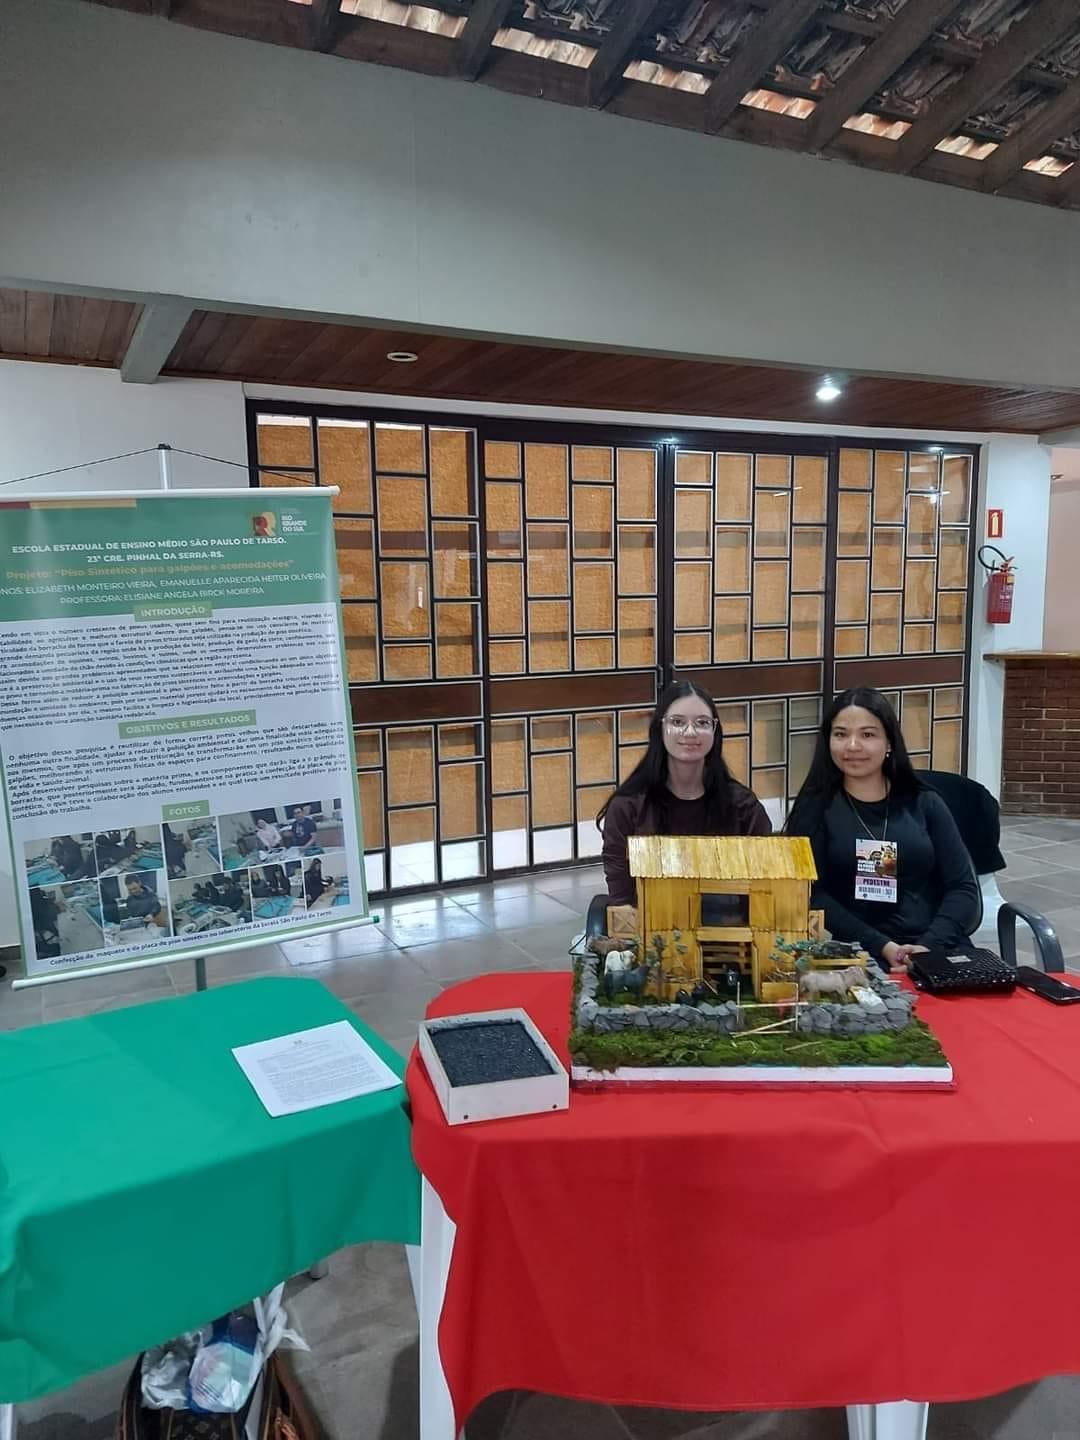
[575,956,915,1037]
[795,965,914,1036]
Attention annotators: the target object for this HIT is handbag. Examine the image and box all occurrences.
[116,1351,322,1440]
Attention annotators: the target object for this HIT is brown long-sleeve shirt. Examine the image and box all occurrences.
[601,784,773,904]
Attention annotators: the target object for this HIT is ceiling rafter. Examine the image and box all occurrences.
[893,0,1080,175]
[702,0,823,135]
[457,0,515,81]
[308,0,342,53]
[70,0,1080,214]
[806,0,962,153]
[981,78,1080,192]
[588,0,667,110]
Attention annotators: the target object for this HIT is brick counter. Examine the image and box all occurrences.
[988,653,1080,817]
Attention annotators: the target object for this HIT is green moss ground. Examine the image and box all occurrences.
[568,1019,949,1072]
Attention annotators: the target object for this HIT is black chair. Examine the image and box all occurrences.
[584,774,1065,973]
[585,893,609,941]
[919,769,1064,972]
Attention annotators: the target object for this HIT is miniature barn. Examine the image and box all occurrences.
[623,834,828,1001]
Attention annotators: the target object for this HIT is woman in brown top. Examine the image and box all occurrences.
[597,680,772,905]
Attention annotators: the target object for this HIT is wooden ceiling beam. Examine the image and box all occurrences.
[588,0,666,109]
[702,0,823,135]
[456,0,515,80]
[981,79,1080,192]
[308,0,343,53]
[893,0,1080,175]
[806,0,962,153]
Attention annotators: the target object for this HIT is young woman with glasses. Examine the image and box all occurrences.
[597,680,771,905]
[785,686,979,971]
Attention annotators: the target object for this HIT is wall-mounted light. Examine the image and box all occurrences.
[816,376,842,402]
[386,351,418,363]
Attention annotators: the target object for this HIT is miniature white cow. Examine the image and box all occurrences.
[798,965,867,1002]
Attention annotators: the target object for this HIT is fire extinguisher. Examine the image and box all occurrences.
[978,545,1015,625]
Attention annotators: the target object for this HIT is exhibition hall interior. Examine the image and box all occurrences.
[3,1,1080,1438]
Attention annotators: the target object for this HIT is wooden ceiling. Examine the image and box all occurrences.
[4,285,1080,431]
[162,307,1080,431]
[82,0,1080,213]
[0,289,142,366]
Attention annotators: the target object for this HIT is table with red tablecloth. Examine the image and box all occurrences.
[406,968,1080,1439]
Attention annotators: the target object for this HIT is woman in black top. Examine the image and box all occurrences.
[786,687,978,970]
[598,680,771,905]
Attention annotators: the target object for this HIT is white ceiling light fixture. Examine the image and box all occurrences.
[815,375,842,402]
[386,350,419,363]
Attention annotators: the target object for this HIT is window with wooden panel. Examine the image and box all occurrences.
[482,440,659,678]
[356,720,487,892]
[711,695,822,830]
[673,450,828,668]
[835,447,973,776]
[479,435,659,873]
[256,411,486,893]
[488,703,644,870]
[256,404,977,893]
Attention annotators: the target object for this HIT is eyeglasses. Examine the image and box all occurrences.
[664,716,718,736]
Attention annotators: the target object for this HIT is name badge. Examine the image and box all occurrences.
[855,839,898,904]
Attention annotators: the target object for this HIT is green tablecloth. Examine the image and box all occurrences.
[0,976,420,1403]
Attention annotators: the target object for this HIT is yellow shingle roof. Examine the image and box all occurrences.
[628,834,817,881]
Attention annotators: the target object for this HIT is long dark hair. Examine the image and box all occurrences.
[786,686,923,834]
[597,680,737,832]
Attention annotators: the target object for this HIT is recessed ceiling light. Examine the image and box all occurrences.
[816,376,842,402]
[386,351,418,363]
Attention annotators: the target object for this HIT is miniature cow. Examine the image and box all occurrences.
[798,965,866,1002]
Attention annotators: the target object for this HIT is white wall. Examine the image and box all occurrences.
[1044,449,1080,651]
[969,435,1052,797]
[0,361,247,493]
[0,361,248,946]
[4,0,1080,392]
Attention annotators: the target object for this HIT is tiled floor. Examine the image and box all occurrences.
[6,814,1080,1440]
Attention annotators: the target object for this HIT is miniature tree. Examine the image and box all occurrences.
[647,933,667,1000]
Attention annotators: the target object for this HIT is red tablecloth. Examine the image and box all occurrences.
[407,970,1080,1429]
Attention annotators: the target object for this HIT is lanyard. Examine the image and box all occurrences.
[845,789,889,844]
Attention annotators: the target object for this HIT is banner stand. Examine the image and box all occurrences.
[0,466,380,996]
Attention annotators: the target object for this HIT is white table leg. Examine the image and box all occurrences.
[405,1241,422,1310]
[846,1400,928,1440]
[418,1178,465,1440]
[0,1403,15,1440]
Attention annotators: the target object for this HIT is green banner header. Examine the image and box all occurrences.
[0,495,332,622]
[120,710,256,739]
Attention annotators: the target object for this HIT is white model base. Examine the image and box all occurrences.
[572,1063,953,1088]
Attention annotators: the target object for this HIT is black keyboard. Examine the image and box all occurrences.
[911,947,1016,994]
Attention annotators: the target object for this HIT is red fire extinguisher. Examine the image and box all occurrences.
[978,545,1015,625]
